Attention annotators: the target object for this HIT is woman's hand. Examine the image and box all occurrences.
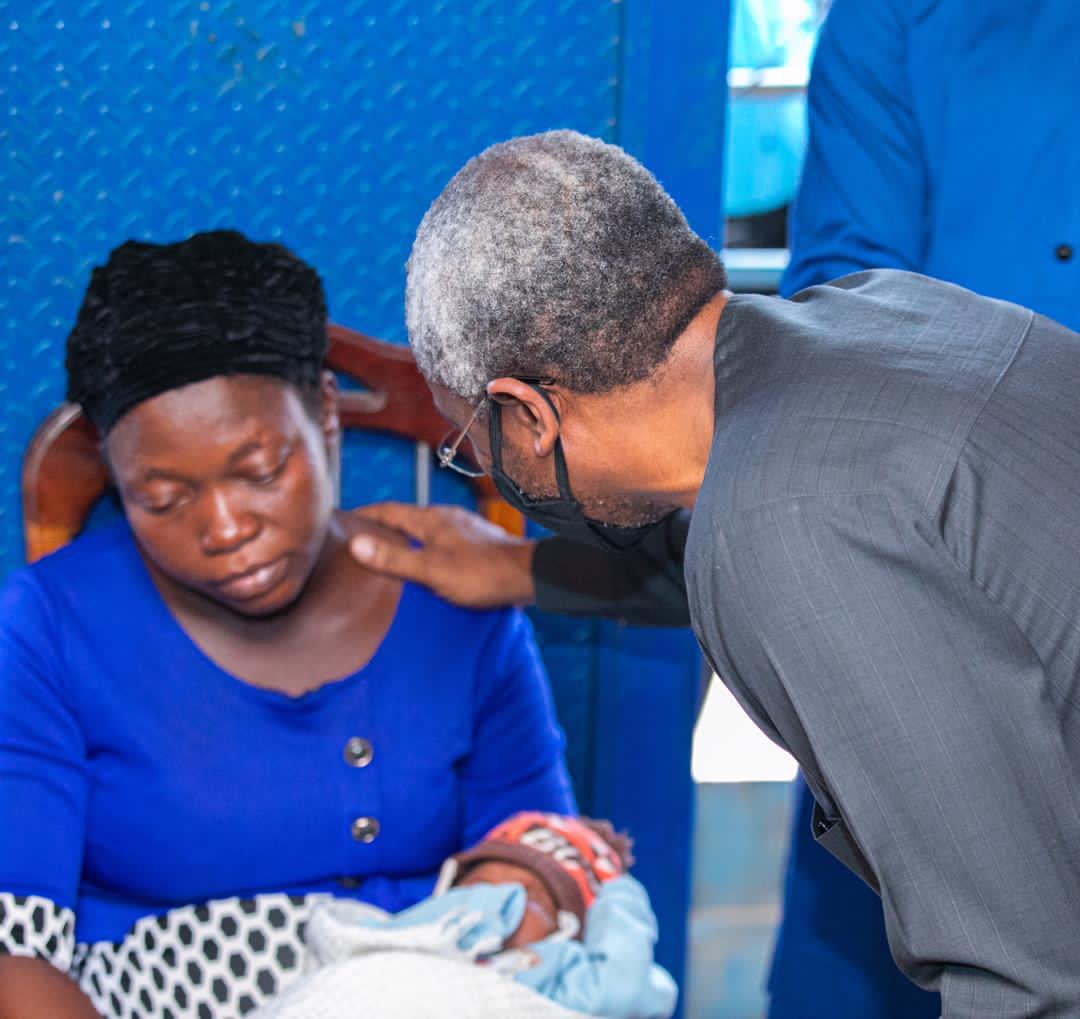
[345,503,538,609]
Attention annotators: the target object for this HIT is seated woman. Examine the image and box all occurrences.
[0,230,574,1019]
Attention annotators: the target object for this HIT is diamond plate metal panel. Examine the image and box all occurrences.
[0,0,618,574]
[0,8,714,1001]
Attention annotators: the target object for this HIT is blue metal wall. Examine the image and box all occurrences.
[1,1,731,566]
[2,0,729,1006]
[2,0,623,563]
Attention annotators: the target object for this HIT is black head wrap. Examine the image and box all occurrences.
[65,230,328,434]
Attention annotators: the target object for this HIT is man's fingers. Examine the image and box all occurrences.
[350,533,431,585]
[353,502,438,544]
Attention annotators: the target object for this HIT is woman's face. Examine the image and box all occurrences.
[106,373,338,618]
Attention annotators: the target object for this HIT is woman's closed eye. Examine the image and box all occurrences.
[138,484,192,514]
[241,449,292,486]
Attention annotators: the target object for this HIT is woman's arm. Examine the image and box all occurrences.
[0,572,90,1013]
[459,609,576,842]
[0,956,100,1019]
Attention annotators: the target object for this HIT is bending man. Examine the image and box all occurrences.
[354,129,1080,1018]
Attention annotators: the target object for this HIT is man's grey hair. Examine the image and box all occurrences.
[406,130,727,401]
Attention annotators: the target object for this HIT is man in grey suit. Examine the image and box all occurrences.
[352,129,1080,1017]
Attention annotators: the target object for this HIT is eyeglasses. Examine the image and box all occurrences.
[435,376,555,479]
[436,398,488,478]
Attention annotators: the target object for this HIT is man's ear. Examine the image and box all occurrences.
[487,377,562,457]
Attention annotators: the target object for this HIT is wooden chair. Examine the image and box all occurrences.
[22,324,521,563]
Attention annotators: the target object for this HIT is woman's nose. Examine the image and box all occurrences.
[200,486,260,554]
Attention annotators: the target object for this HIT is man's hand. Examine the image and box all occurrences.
[346,503,538,609]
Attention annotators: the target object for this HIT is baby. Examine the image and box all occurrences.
[256,813,677,1019]
[440,812,635,948]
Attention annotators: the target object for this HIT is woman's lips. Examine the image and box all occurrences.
[216,557,290,601]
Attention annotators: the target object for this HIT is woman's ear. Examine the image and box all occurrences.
[319,371,341,504]
[97,437,117,486]
[319,370,340,442]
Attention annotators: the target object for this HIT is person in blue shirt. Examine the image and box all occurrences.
[0,229,574,1019]
[770,1,1080,1015]
[783,0,1080,333]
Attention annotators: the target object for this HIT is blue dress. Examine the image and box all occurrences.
[0,520,574,1017]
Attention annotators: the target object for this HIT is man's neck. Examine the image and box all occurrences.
[667,290,729,506]
[585,290,729,510]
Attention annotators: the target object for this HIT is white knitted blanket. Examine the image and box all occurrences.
[253,950,590,1019]
[250,896,590,1019]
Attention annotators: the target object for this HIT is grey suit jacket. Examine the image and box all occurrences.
[674,270,1080,1017]
[531,269,1080,1014]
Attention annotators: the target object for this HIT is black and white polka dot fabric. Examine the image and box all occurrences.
[0,893,75,970]
[0,891,327,1018]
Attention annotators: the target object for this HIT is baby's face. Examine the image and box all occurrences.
[455,860,558,949]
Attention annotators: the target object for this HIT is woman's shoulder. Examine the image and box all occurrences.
[387,590,546,707]
[398,583,533,648]
[0,524,146,707]
[340,512,532,649]
[4,519,144,613]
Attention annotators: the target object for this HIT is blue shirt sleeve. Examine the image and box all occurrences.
[458,609,576,843]
[781,0,925,296]
[0,569,87,909]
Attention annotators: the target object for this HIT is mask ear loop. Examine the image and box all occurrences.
[488,385,578,504]
[488,396,509,480]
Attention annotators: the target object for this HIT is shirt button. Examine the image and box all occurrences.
[337,876,361,889]
[350,816,380,843]
[1055,243,1073,262]
[343,737,374,768]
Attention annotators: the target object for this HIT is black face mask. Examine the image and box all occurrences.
[487,384,675,552]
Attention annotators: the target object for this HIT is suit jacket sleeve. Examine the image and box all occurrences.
[531,511,691,627]
[694,493,1080,1017]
